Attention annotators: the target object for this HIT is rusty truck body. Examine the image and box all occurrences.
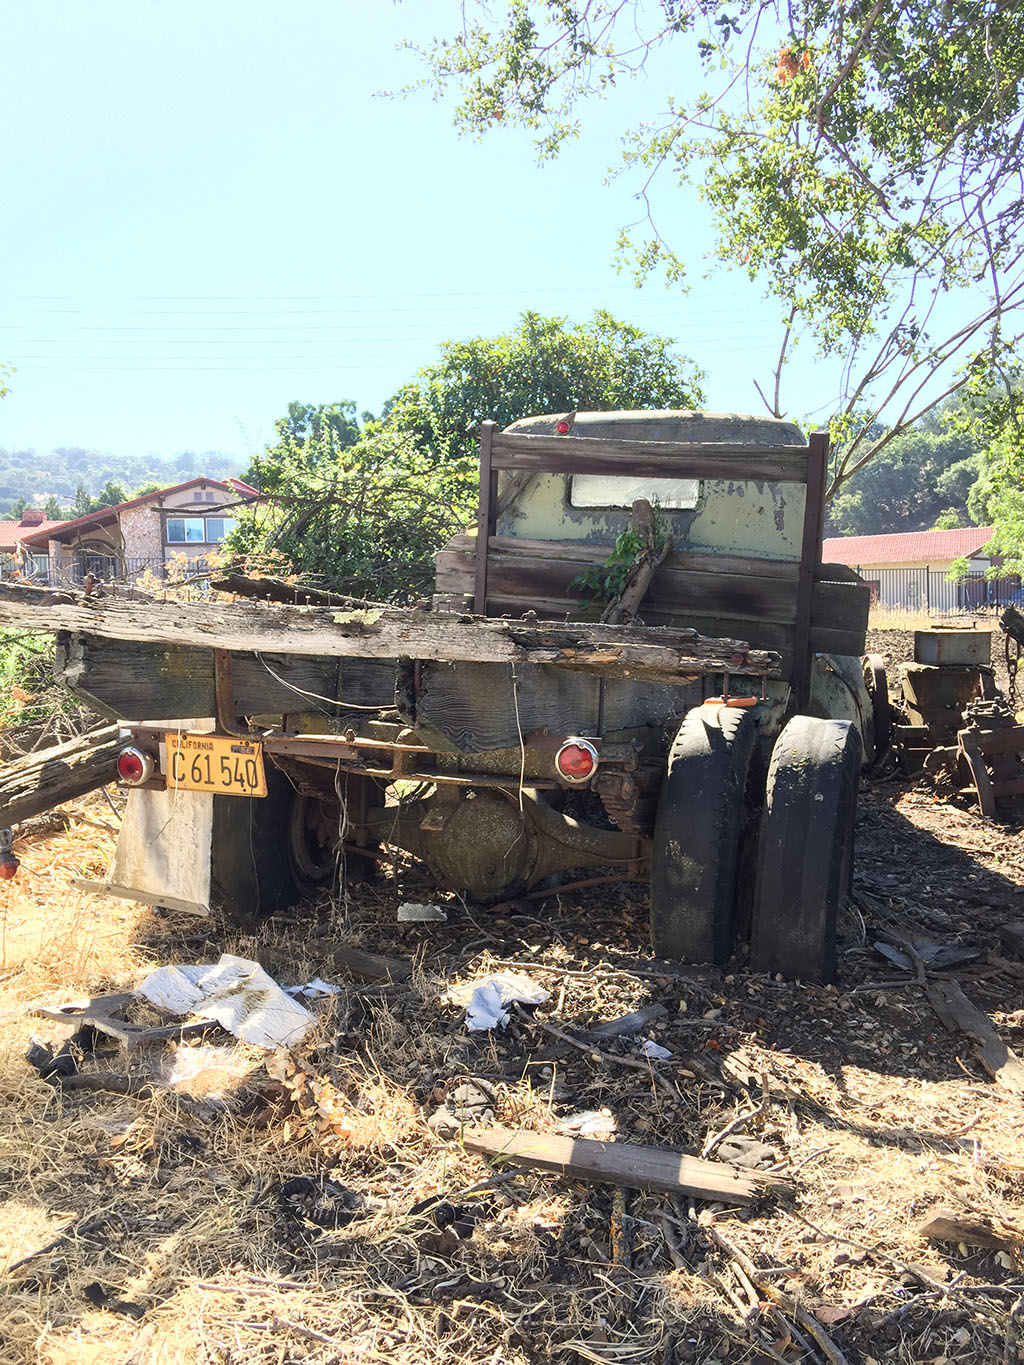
[0,410,879,982]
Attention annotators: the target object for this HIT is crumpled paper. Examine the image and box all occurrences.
[397,902,448,923]
[638,1037,673,1060]
[137,953,313,1050]
[444,971,550,1031]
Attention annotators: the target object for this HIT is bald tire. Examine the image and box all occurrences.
[650,706,759,964]
[750,716,861,985]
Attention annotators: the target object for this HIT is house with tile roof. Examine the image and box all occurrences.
[16,477,262,586]
[0,508,73,579]
[821,526,1011,611]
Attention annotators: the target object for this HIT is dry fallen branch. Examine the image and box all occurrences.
[705,1224,851,1365]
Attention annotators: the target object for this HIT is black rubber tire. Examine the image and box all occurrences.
[750,715,861,985]
[287,791,340,897]
[210,764,300,924]
[862,654,892,763]
[650,705,760,964]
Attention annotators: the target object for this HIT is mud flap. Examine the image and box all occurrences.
[105,787,213,915]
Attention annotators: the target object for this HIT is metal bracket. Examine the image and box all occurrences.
[213,649,252,736]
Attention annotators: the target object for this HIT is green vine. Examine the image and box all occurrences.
[570,510,673,606]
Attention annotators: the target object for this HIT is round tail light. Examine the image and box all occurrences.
[556,419,572,435]
[116,746,154,786]
[554,738,599,785]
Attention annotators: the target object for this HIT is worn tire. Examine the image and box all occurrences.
[211,765,300,923]
[750,715,861,985]
[650,705,760,964]
[862,654,892,764]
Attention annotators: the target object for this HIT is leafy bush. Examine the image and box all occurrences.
[232,312,704,599]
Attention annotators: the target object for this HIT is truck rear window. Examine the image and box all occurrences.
[569,475,700,509]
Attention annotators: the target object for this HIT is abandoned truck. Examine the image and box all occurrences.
[0,410,882,983]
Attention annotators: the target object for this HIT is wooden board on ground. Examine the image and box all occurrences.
[462,1126,789,1203]
[926,979,1024,1094]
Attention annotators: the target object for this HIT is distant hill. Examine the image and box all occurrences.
[0,446,243,516]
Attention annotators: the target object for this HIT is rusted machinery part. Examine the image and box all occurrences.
[750,715,861,986]
[357,785,645,902]
[649,705,761,965]
[862,653,892,763]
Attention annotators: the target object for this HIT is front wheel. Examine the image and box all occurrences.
[650,705,761,964]
[750,715,861,985]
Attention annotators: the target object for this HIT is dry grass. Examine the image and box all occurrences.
[2,787,1024,1364]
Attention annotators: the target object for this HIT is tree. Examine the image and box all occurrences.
[233,312,703,597]
[44,495,63,520]
[381,309,704,464]
[92,480,128,510]
[827,397,984,536]
[408,3,1024,505]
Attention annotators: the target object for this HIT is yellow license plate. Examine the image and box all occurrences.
[165,732,267,797]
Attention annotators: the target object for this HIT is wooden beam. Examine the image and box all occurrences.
[0,725,125,826]
[491,431,810,482]
[474,421,498,614]
[0,584,781,683]
[790,429,828,708]
[461,1126,788,1203]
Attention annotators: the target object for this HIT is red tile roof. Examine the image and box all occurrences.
[822,526,994,566]
[0,518,69,551]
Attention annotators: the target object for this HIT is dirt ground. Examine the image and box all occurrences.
[2,629,1024,1365]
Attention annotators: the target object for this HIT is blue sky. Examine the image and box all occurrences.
[1,1,810,463]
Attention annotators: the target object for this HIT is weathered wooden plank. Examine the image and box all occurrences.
[57,633,216,721]
[486,556,801,625]
[441,534,805,580]
[475,421,497,614]
[0,725,125,825]
[0,584,779,683]
[491,431,810,482]
[461,1126,787,1203]
[56,634,397,722]
[918,1207,1024,1256]
[416,660,696,752]
[791,431,829,707]
[437,543,868,638]
[926,979,1024,1094]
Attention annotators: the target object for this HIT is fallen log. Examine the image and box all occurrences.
[0,724,125,826]
[0,582,781,684]
[461,1126,789,1204]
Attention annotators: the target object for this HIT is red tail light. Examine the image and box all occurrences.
[0,828,17,879]
[554,738,599,784]
[556,419,572,434]
[116,746,154,786]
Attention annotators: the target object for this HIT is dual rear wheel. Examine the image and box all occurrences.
[650,708,861,983]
